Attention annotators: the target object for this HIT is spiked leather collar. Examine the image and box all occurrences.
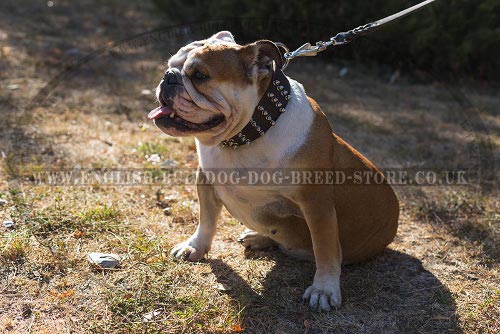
[220,68,291,149]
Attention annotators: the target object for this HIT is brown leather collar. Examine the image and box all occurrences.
[220,68,291,149]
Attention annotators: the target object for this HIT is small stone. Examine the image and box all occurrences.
[0,199,7,206]
[143,309,162,321]
[3,220,14,228]
[339,67,349,77]
[6,84,19,90]
[87,252,120,269]
[141,89,152,95]
[147,153,161,164]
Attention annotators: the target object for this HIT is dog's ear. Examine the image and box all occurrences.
[240,40,283,81]
[211,31,235,43]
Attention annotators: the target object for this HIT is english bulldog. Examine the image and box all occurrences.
[148,31,399,311]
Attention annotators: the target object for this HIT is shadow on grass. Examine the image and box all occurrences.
[208,249,459,334]
[411,189,500,267]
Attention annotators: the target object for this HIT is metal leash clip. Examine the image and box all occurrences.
[276,42,330,71]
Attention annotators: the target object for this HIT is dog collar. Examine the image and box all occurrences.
[220,68,291,149]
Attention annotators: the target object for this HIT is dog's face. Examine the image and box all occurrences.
[148,31,282,145]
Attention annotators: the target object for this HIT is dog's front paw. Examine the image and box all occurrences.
[170,237,210,261]
[303,275,341,312]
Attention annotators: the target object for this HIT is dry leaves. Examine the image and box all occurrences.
[74,229,86,238]
[232,324,244,332]
[49,289,75,299]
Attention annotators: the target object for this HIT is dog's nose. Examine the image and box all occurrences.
[159,68,183,106]
[164,69,181,85]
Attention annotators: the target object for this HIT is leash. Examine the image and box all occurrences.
[276,0,437,70]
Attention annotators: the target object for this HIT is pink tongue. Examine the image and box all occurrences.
[148,106,173,120]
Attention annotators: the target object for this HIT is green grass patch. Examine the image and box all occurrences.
[80,204,120,223]
[0,232,29,264]
[29,204,121,237]
[136,141,169,158]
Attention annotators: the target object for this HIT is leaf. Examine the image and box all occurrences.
[74,229,86,238]
[232,324,244,332]
[49,289,75,299]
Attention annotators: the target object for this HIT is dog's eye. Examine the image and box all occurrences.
[192,70,209,81]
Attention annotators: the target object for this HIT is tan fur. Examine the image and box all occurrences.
[158,32,399,311]
[290,97,399,263]
[191,44,251,86]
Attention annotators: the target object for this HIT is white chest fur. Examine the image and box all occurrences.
[196,78,314,231]
[197,78,313,169]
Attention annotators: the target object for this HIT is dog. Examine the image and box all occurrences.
[148,31,399,311]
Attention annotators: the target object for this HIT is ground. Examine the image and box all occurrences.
[0,1,498,333]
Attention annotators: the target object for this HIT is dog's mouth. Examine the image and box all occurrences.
[148,106,225,133]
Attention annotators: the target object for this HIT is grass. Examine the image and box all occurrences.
[0,1,499,333]
[1,235,28,263]
[136,141,170,159]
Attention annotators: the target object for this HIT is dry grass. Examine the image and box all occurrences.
[0,1,498,333]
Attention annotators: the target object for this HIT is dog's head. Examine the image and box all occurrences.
[148,31,282,145]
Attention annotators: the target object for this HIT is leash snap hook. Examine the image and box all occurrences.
[275,42,291,70]
[293,43,321,57]
[275,42,323,71]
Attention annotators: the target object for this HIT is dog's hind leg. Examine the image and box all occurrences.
[237,229,276,250]
[278,245,314,261]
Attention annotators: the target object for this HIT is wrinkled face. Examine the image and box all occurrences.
[148,31,282,146]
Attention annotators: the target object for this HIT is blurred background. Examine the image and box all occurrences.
[154,0,500,81]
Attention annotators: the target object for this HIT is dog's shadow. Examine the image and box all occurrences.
[208,249,459,333]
